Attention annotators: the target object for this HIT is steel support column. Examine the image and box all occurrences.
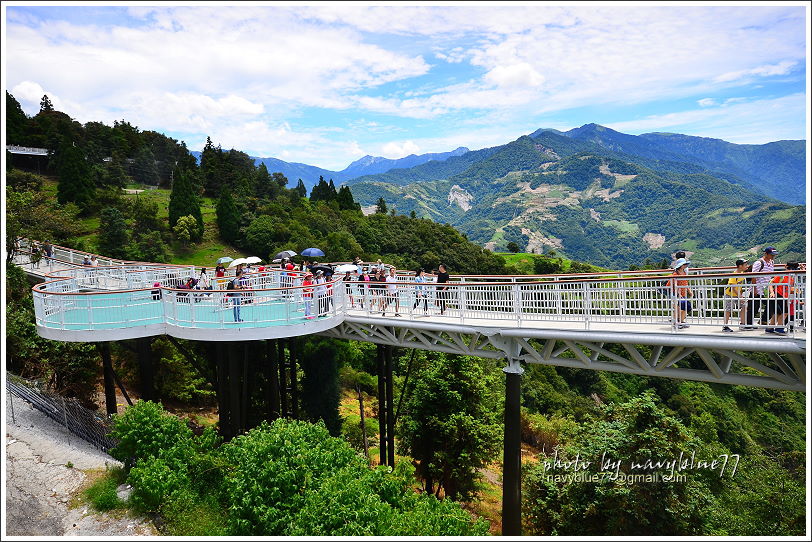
[385,344,395,468]
[99,342,117,415]
[377,344,387,466]
[502,359,524,536]
[136,337,155,401]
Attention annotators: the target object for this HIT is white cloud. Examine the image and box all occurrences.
[11,80,65,111]
[3,5,805,168]
[484,63,544,88]
[713,60,797,83]
[604,94,806,143]
[381,140,421,159]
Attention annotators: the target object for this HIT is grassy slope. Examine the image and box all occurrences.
[44,177,249,266]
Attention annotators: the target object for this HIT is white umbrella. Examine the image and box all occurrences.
[244,256,263,264]
[335,263,358,273]
[228,258,248,268]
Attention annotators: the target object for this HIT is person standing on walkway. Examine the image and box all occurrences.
[722,259,748,332]
[668,258,693,329]
[42,241,53,267]
[381,267,401,317]
[435,264,450,315]
[90,254,99,285]
[302,272,314,319]
[315,270,328,316]
[413,268,429,314]
[766,261,799,335]
[749,247,777,328]
[229,271,244,322]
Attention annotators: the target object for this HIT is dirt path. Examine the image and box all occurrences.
[5,393,156,537]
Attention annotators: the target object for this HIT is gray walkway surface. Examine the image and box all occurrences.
[5,393,156,537]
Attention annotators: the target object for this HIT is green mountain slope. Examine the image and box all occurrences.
[349,136,806,268]
[562,124,806,204]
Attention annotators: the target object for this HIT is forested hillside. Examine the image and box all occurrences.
[349,131,806,268]
[5,91,805,536]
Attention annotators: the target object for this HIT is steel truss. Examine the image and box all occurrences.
[322,319,806,392]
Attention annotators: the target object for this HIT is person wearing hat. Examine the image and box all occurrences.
[314,269,328,316]
[302,272,315,319]
[747,246,778,328]
[722,258,749,332]
[668,258,693,329]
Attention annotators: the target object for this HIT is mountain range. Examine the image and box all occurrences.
[192,147,470,192]
[343,126,806,268]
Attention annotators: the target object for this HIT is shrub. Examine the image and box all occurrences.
[109,401,194,465]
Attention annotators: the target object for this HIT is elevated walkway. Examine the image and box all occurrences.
[14,239,807,390]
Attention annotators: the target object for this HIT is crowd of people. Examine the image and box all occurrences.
[20,239,804,332]
[668,247,804,335]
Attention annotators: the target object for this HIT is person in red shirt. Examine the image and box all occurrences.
[766,261,799,335]
[302,272,314,319]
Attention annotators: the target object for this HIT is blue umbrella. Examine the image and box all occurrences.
[301,247,325,258]
[216,256,234,265]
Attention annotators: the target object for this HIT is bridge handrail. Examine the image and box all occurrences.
[19,237,806,337]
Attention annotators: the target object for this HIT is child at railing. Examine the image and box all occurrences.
[722,259,748,332]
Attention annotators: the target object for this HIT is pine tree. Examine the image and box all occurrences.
[375,196,387,214]
[97,207,130,259]
[6,92,29,144]
[336,185,360,211]
[328,178,338,200]
[102,151,130,188]
[216,187,241,243]
[55,140,95,211]
[133,146,159,185]
[200,136,223,195]
[39,94,54,113]
[295,179,307,198]
[168,169,203,241]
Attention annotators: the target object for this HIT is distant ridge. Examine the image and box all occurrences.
[192,147,470,192]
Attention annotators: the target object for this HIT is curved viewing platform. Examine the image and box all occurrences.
[15,239,806,351]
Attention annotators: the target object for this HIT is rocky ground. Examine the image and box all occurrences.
[5,393,156,537]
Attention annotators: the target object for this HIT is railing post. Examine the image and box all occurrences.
[460,285,467,324]
[583,281,592,330]
[512,283,522,326]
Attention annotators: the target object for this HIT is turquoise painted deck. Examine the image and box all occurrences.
[43,291,327,330]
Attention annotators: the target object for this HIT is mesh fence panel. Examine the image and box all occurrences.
[6,374,118,453]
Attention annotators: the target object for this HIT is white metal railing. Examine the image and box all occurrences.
[341,270,806,335]
[32,267,347,332]
[19,238,806,337]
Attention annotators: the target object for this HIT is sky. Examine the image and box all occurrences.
[2,2,809,171]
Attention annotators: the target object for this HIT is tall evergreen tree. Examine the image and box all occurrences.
[216,187,241,243]
[327,178,338,199]
[55,140,95,211]
[102,151,130,188]
[97,207,130,259]
[132,146,160,185]
[168,169,203,240]
[6,92,29,144]
[295,179,307,198]
[39,94,54,113]
[336,185,360,211]
[200,136,223,196]
[375,196,388,214]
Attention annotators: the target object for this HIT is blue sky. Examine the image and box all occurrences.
[3,3,808,170]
